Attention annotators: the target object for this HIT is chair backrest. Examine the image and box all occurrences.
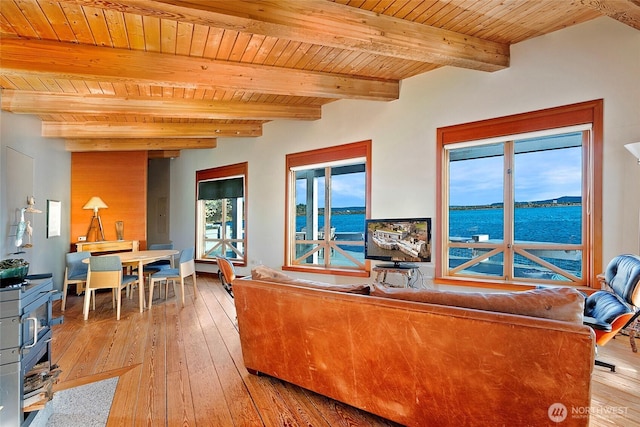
[66,251,90,278]
[149,243,173,250]
[179,247,196,277]
[179,247,194,263]
[145,243,175,267]
[216,256,236,283]
[605,254,640,307]
[88,255,123,290]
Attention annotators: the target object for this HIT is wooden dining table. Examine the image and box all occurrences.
[86,249,178,312]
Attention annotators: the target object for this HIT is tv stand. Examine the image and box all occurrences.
[377,262,418,270]
[372,264,419,288]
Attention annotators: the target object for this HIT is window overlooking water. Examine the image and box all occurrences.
[196,163,247,265]
[438,100,603,287]
[285,141,371,276]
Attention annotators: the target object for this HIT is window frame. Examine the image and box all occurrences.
[195,162,248,266]
[284,140,372,277]
[436,100,603,288]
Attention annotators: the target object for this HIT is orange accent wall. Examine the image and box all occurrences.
[71,151,148,249]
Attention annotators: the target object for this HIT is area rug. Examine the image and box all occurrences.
[30,376,118,427]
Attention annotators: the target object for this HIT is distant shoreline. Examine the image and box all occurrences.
[297,203,581,215]
[296,207,366,216]
[450,202,581,211]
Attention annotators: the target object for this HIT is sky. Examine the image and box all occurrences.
[449,146,583,206]
[296,172,366,208]
[296,139,583,208]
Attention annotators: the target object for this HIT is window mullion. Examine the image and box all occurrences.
[324,166,332,267]
[504,141,515,281]
[304,170,315,239]
[221,200,228,254]
[442,150,451,277]
[582,130,592,281]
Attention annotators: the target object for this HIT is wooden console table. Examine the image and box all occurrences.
[76,240,139,253]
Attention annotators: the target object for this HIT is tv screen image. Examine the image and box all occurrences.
[365,218,432,267]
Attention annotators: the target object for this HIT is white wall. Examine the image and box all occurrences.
[0,110,70,286]
[174,17,639,282]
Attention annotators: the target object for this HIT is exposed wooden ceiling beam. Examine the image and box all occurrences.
[43,122,262,138]
[581,0,640,30]
[0,38,398,101]
[1,90,322,121]
[64,0,510,72]
[65,138,216,152]
[148,150,182,159]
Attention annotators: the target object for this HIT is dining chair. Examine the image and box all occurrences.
[61,251,91,312]
[216,256,236,297]
[84,255,139,321]
[143,243,175,293]
[148,247,197,308]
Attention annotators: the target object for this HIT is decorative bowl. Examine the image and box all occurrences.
[0,259,30,286]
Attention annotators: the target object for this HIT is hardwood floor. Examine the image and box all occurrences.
[51,275,640,426]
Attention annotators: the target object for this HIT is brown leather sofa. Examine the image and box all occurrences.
[234,268,595,427]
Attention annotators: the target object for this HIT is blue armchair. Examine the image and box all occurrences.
[584,254,640,371]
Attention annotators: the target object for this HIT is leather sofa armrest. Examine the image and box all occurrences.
[583,315,612,331]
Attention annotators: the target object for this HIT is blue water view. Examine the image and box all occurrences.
[297,205,581,245]
[297,205,582,278]
[449,205,582,244]
[296,214,365,235]
[296,211,366,253]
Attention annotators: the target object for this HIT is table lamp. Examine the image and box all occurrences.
[83,196,108,241]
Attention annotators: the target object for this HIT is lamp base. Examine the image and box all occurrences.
[86,215,106,242]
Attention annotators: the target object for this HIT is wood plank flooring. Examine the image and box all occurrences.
[50,275,640,426]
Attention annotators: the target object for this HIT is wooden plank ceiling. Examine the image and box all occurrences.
[1,0,638,157]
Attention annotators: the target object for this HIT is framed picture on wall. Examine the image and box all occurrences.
[47,200,61,238]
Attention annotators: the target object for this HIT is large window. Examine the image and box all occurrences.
[196,163,247,264]
[437,100,603,287]
[285,141,371,276]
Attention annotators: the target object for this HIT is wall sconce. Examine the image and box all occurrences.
[83,196,108,241]
[625,142,640,164]
[624,142,640,255]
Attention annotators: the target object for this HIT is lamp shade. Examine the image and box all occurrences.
[83,196,108,212]
[625,142,640,162]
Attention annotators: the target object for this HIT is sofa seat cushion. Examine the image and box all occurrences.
[371,285,584,324]
[251,265,371,294]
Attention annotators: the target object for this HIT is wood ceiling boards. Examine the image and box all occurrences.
[1,0,638,156]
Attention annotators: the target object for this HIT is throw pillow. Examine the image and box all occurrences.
[370,285,584,324]
[251,265,371,295]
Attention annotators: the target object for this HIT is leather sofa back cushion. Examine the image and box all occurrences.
[371,285,584,324]
[251,265,371,294]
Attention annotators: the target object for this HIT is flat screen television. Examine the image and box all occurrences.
[364,217,432,268]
